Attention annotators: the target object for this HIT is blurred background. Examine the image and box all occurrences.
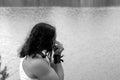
[0,7,120,80]
[1,0,120,80]
[0,0,120,7]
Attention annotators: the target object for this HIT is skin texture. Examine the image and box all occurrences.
[23,56,59,80]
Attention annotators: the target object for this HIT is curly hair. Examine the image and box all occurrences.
[19,23,56,58]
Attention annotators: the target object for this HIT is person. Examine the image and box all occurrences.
[19,23,64,80]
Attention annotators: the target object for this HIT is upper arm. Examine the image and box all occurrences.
[31,59,59,80]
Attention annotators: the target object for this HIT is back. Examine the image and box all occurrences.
[19,58,38,80]
[20,56,59,80]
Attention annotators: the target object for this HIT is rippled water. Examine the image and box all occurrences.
[0,7,120,80]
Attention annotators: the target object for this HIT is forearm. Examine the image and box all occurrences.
[51,61,64,80]
[51,40,64,80]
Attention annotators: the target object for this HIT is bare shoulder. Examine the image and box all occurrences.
[30,58,50,75]
[30,58,59,80]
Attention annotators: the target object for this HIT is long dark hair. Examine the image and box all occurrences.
[19,23,56,58]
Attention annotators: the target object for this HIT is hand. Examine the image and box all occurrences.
[53,41,64,55]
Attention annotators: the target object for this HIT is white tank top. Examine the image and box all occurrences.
[19,56,50,80]
[19,58,38,80]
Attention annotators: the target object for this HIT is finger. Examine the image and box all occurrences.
[58,48,64,53]
[60,47,64,52]
[54,48,63,54]
[55,41,63,46]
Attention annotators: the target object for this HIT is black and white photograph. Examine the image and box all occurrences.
[0,0,120,80]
